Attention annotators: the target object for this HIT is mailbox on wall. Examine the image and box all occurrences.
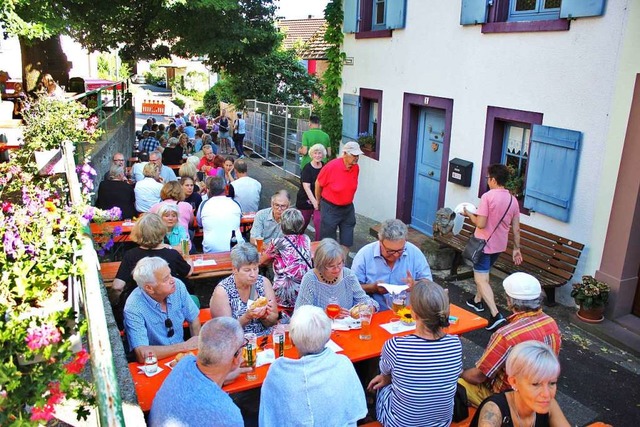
[448,158,473,187]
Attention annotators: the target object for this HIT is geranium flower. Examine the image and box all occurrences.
[30,403,55,422]
[25,323,62,351]
[65,348,90,374]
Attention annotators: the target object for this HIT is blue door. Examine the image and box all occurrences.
[411,107,445,236]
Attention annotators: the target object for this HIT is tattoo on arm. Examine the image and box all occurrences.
[478,402,502,427]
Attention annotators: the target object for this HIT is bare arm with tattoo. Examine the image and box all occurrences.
[477,401,503,427]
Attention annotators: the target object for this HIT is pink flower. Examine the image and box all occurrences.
[25,323,62,351]
[65,348,90,374]
[47,382,65,405]
[30,403,55,422]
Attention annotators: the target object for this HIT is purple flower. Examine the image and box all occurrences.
[112,226,122,237]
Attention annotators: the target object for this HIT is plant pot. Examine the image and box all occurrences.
[362,143,374,152]
[576,305,605,323]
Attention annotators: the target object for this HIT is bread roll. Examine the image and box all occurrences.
[250,296,268,310]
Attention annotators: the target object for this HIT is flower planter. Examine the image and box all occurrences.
[576,305,605,323]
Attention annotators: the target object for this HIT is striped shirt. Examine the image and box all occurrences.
[377,334,462,427]
[477,310,561,393]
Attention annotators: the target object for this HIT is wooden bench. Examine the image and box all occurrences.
[434,218,584,306]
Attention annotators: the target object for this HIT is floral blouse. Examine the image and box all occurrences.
[264,234,312,309]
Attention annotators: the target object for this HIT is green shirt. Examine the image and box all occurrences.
[300,128,330,169]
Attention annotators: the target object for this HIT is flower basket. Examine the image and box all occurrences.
[357,132,376,152]
[571,275,609,323]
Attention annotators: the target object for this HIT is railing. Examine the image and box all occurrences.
[244,99,312,177]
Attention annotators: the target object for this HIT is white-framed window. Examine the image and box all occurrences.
[502,123,531,199]
[373,0,386,30]
[508,0,562,22]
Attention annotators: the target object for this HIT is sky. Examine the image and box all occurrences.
[276,0,330,19]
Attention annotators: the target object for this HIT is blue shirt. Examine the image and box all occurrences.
[184,125,196,139]
[351,241,432,287]
[149,355,243,427]
[165,225,190,247]
[124,278,199,351]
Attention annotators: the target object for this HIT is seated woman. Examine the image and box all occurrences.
[259,305,367,426]
[260,208,312,315]
[295,238,378,313]
[162,136,184,165]
[149,181,194,232]
[198,146,225,178]
[209,243,278,336]
[178,161,203,194]
[157,204,191,254]
[368,280,462,427]
[96,164,136,219]
[134,162,163,213]
[470,341,570,427]
[111,213,193,329]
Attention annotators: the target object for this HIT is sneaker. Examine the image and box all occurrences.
[466,298,485,313]
[486,313,507,331]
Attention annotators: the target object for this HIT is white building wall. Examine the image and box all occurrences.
[342,0,638,303]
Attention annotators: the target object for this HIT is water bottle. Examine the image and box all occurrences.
[145,351,158,374]
[230,230,238,249]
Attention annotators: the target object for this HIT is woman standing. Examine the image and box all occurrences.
[368,280,462,427]
[216,109,232,154]
[295,143,326,240]
[295,238,378,313]
[209,243,279,336]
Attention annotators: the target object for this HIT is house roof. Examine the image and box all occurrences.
[277,18,326,51]
[298,23,329,60]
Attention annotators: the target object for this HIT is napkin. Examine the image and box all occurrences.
[194,258,217,267]
[122,221,135,227]
[324,339,343,353]
[257,349,275,367]
[137,366,165,377]
[379,321,416,334]
[378,283,409,294]
[332,316,361,330]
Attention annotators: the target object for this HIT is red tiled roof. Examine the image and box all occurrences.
[277,18,326,50]
[298,23,329,60]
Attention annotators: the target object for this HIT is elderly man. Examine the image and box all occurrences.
[250,190,290,246]
[231,159,261,213]
[132,150,177,183]
[459,272,562,406]
[102,152,127,180]
[123,257,200,364]
[315,141,363,248]
[197,176,244,253]
[148,318,246,427]
[259,305,367,426]
[351,219,432,310]
[139,130,160,153]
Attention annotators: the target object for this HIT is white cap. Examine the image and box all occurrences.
[503,272,542,300]
[343,141,364,156]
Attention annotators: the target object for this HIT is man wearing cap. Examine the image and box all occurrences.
[459,272,561,406]
[315,141,363,248]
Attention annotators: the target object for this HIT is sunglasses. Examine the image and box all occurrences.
[165,318,175,338]
[234,337,250,358]
[381,240,406,256]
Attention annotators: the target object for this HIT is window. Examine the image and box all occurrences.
[359,89,382,160]
[344,0,406,39]
[460,0,606,33]
[502,124,531,199]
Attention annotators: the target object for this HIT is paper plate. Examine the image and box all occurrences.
[452,214,465,235]
[454,202,477,215]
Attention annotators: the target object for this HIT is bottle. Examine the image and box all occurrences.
[230,230,238,249]
[145,351,158,374]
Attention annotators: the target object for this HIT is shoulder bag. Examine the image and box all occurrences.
[462,196,513,264]
[283,236,313,269]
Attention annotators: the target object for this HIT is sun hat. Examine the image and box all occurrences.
[343,141,364,156]
[503,272,542,300]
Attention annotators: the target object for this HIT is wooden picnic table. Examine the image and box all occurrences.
[127,306,487,412]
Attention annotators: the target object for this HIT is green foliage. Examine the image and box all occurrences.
[203,86,221,116]
[321,0,346,158]
[571,276,610,310]
[97,53,131,80]
[195,106,205,115]
[172,97,186,110]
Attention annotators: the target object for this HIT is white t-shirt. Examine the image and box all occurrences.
[197,196,245,253]
[231,176,262,213]
[134,178,163,212]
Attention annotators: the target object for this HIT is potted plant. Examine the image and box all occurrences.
[571,275,610,323]
[357,132,376,152]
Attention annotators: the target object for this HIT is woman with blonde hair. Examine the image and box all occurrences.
[41,73,65,99]
[134,162,162,213]
[149,181,194,231]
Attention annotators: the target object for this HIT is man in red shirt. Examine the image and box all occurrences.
[315,141,363,248]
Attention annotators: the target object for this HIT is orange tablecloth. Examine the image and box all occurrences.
[128,305,487,412]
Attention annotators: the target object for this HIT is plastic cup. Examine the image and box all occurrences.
[256,237,264,253]
[242,333,258,381]
[272,326,285,358]
[389,317,401,333]
[359,305,373,340]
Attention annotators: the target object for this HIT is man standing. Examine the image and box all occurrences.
[315,141,363,248]
[250,190,290,246]
[231,159,261,213]
[298,115,331,170]
[352,219,432,309]
[197,177,244,253]
[132,151,177,183]
[459,272,561,406]
[149,318,246,427]
[464,163,522,331]
[124,257,201,364]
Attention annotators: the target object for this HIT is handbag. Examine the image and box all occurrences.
[452,383,470,422]
[283,236,313,269]
[462,196,513,264]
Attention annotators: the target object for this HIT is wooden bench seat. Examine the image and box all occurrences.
[434,218,584,306]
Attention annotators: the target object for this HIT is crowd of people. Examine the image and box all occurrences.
[92,111,575,427]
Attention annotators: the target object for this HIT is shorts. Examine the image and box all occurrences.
[218,131,231,140]
[473,252,501,274]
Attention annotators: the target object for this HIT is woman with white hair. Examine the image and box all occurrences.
[470,341,570,427]
[259,305,367,426]
[295,143,327,240]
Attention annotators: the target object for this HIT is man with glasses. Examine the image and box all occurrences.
[315,141,363,248]
[131,150,177,184]
[250,190,290,246]
[149,318,247,427]
[352,219,432,310]
[124,257,200,364]
[102,153,127,180]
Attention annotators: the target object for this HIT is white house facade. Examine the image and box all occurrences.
[340,0,640,327]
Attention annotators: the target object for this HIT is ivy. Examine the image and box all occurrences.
[321,0,346,158]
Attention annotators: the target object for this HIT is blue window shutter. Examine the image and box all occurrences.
[460,0,489,25]
[342,94,359,141]
[523,125,582,222]
[386,0,407,29]
[344,0,358,33]
[560,0,607,19]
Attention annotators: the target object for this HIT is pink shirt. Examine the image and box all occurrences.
[474,189,519,254]
[149,199,195,231]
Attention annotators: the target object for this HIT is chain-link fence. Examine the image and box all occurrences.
[243,99,312,177]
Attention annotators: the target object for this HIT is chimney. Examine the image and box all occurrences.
[308,15,312,19]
